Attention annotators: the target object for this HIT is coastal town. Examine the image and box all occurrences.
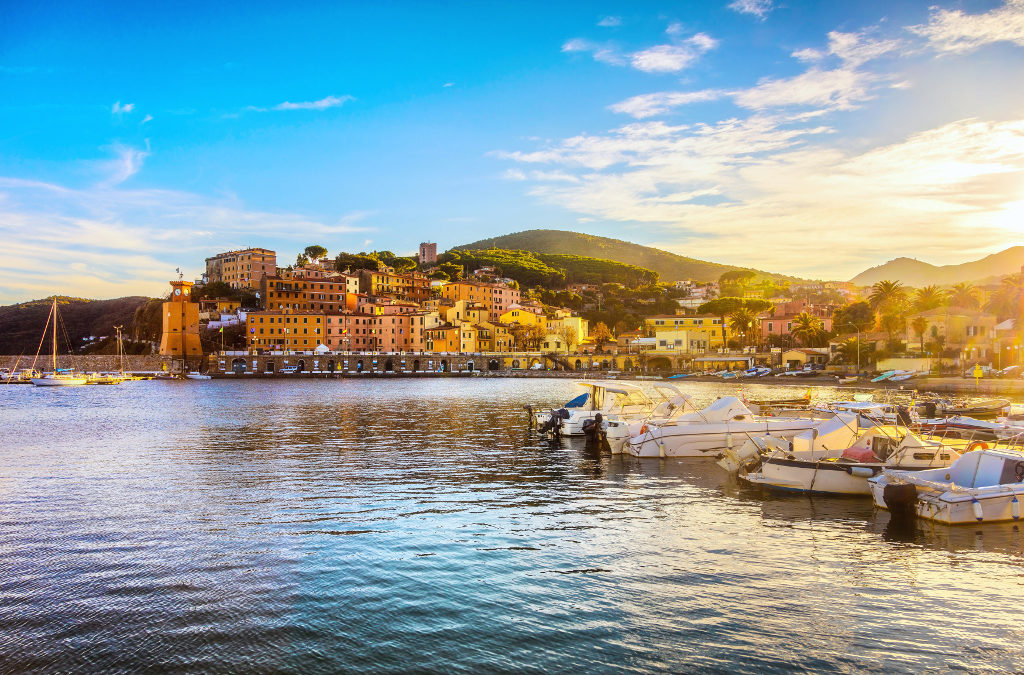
[145,242,1024,383]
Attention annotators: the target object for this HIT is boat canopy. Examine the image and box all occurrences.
[669,396,754,424]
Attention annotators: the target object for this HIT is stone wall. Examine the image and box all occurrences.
[0,354,172,373]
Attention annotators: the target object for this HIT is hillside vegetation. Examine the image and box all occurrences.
[0,296,152,355]
[438,248,658,288]
[455,229,788,283]
[850,246,1024,287]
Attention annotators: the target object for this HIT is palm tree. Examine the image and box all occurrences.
[790,312,824,347]
[913,285,947,312]
[947,282,980,310]
[985,272,1024,321]
[911,315,928,353]
[728,309,758,347]
[836,337,869,367]
[868,280,907,313]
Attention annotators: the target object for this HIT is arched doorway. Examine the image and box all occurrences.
[574,359,582,370]
[647,356,672,373]
[297,359,305,373]
[231,357,246,374]
[440,360,448,372]
[601,359,609,370]
[356,360,364,372]
[327,360,335,372]
[466,361,474,372]
[413,359,420,372]
[511,359,521,369]
[384,359,394,372]
[488,359,500,371]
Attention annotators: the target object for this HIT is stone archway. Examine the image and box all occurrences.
[327,360,335,372]
[647,356,672,373]
[231,357,247,374]
[297,359,306,373]
[384,359,394,372]
[413,359,421,372]
[466,361,474,372]
[574,359,583,370]
[356,359,364,372]
[488,359,500,371]
[440,360,448,372]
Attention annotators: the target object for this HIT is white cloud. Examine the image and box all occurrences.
[911,0,1024,54]
[630,33,718,73]
[111,101,134,115]
[98,142,150,186]
[598,16,621,27]
[826,30,902,66]
[443,82,454,87]
[497,115,1024,278]
[792,47,825,62]
[0,176,374,302]
[273,95,353,111]
[733,67,877,110]
[140,114,154,124]
[609,90,724,119]
[728,0,773,19]
[561,38,626,65]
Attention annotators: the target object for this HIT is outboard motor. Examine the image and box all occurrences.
[896,405,912,426]
[582,413,610,452]
[538,408,570,437]
[883,482,918,521]
[920,401,937,419]
[524,404,535,429]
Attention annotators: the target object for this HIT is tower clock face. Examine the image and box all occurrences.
[174,288,182,296]
[183,287,189,296]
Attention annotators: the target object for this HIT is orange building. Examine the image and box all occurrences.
[261,275,358,313]
[247,311,325,351]
[159,280,203,357]
[440,280,520,316]
[205,248,277,289]
[357,269,432,302]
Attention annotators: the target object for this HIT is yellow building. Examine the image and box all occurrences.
[652,328,711,354]
[499,307,547,331]
[205,247,277,290]
[644,314,726,347]
[159,280,203,357]
[442,300,490,325]
[247,311,325,351]
[478,321,515,352]
[548,310,589,343]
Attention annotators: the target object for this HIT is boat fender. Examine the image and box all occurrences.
[972,498,984,522]
[882,482,917,521]
[1011,496,1020,520]
[849,466,875,478]
[967,442,990,452]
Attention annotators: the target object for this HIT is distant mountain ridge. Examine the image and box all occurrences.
[0,296,150,355]
[850,246,1024,287]
[453,229,796,283]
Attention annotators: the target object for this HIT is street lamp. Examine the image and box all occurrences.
[841,322,862,375]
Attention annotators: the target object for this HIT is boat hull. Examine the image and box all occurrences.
[745,458,882,495]
[629,420,819,458]
[31,377,87,386]
[869,479,1024,524]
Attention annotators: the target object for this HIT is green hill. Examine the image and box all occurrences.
[0,296,152,355]
[454,229,791,283]
[438,248,658,288]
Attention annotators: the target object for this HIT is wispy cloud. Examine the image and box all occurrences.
[728,0,773,20]
[111,101,135,115]
[911,0,1024,54]
[598,16,621,27]
[98,142,150,186]
[609,90,724,118]
[563,26,717,73]
[140,114,153,125]
[244,95,354,113]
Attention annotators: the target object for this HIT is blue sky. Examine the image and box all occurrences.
[2,0,1024,301]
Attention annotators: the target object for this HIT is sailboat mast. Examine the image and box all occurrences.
[51,298,57,373]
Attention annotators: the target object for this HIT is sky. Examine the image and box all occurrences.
[1,0,1024,302]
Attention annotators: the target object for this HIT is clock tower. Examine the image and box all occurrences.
[159,279,203,358]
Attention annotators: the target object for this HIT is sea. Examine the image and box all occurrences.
[0,378,1021,673]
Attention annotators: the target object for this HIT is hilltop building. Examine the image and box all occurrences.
[418,242,437,265]
[205,248,277,289]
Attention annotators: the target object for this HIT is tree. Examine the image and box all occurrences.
[868,280,907,314]
[392,257,418,273]
[911,315,928,353]
[790,312,825,347]
[835,337,872,367]
[879,312,905,346]
[557,326,578,352]
[590,321,612,351]
[913,285,947,312]
[986,272,1024,321]
[719,270,757,296]
[304,245,328,262]
[335,252,382,272]
[295,253,311,267]
[438,262,463,282]
[833,301,874,334]
[947,282,980,310]
[526,324,546,349]
[728,309,758,347]
[697,297,745,344]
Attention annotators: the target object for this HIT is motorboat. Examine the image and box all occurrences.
[870,448,1024,524]
[530,381,665,437]
[742,427,962,495]
[185,372,212,380]
[718,412,862,474]
[627,396,827,458]
[605,390,700,454]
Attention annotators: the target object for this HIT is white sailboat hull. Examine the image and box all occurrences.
[31,377,87,386]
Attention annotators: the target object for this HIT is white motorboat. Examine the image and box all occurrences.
[743,427,962,495]
[870,448,1024,524]
[185,372,212,380]
[606,391,700,454]
[531,382,681,437]
[627,397,826,458]
[718,413,863,474]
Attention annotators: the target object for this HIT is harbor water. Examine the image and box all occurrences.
[1,379,1022,673]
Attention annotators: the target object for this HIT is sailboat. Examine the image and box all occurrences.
[31,298,88,387]
[87,326,130,385]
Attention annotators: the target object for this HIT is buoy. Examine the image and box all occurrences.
[972,498,984,522]
[968,441,990,452]
[1012,496,1020,520]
